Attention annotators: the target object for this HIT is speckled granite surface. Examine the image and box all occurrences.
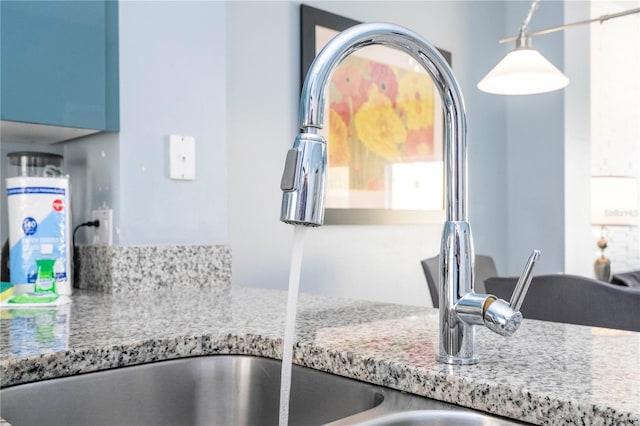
[1,287,638,425]
[75,245,231,293]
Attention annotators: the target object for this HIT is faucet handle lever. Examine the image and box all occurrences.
[509,249,541,311]
[482,249,541,337]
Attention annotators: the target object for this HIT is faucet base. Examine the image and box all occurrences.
[436,354,479,365]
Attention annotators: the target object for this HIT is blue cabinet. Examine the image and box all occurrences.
[1,0,119,134]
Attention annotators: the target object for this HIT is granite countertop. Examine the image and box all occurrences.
[1,287,639,425]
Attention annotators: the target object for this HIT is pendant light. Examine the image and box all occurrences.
[477,31,569,95]
[478,0,640,96]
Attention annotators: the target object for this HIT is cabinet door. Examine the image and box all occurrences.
[1,0,118,131]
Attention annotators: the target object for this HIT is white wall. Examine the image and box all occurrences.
[226,1,510,306]
[62,1,228,246]
[564,1,593,277]
[589,0,640,273]
[116,1,227,245]
[64,133,120,240]
[504,1,566,275]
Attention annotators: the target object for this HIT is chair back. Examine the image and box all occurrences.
[421,256,440,308]
[612,270,640,289]
[484,274,640,332]
[421,254,498,308]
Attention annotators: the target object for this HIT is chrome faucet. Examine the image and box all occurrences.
[280,23,541,364]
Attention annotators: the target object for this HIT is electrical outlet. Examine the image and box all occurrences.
[91,209,113,246]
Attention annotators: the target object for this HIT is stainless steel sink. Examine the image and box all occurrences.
[0,355,523,425]
[332,410,523,426]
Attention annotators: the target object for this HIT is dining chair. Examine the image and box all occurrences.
[484,273,640,332]
[421,254,498,308]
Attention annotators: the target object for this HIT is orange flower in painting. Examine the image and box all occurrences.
[333,62,364,98]
[369,62,398,104]
[331,61,372,120]
[397,72,435,130]
[328,108,350,166]
[368,177,385,190]
[404,127,435,161]
[356,78,373,108]
[354,86,407,160]
[330,101,351,127]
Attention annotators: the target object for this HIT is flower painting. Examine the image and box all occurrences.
[328,54,438,181]
[322,50,444,212]
[302,5,449,223]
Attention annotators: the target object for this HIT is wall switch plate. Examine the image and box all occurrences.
[91,209,113,246]
[169,135,196,180]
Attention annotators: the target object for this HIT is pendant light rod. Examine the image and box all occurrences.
[500,6,640,44]
[519,0,540,35]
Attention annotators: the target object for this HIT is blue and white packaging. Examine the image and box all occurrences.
[7,176,72,295]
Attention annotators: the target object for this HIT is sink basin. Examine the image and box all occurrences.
[1,355,522,425]
[332,410,523,426]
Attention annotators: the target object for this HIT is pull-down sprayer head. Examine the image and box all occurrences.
[280,132,326,226]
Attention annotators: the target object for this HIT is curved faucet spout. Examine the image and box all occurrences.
[297,22,468,223]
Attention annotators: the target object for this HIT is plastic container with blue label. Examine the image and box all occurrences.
[6,152,72,296]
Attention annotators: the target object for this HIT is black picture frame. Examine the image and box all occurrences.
[301,5,452,86]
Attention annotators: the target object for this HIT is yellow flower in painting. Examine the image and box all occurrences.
[397,72,435,130]
[354,86,407,160]
[328,107,350,166]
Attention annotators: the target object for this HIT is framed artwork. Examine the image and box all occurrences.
[300,5,452,225]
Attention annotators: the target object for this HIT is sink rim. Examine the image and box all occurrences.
[332,408,526,425]
[1,354,526,425]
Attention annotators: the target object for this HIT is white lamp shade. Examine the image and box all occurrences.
[477,49,570,95]
[591,176,639,226]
